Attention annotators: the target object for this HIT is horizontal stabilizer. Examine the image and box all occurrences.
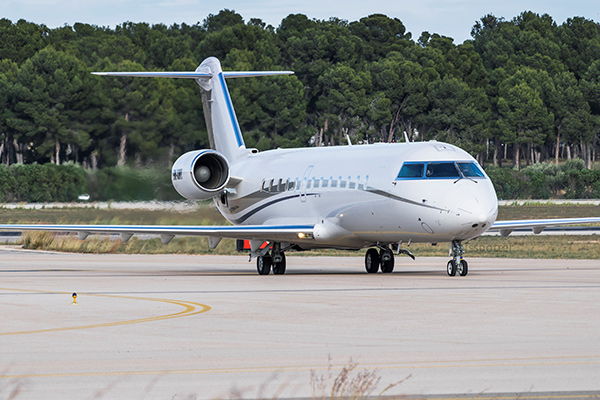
[91,71,294,79]
[221,71,294,78]
[92,71,212,78]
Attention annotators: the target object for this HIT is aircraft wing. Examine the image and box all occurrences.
[0,224,314,244]
[489,217,600,237]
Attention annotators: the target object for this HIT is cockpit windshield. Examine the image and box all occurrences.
[396,161,485,180]
[457,162,485,178]
[425,162,460,178]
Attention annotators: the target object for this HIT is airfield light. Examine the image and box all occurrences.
[71,293,78,305]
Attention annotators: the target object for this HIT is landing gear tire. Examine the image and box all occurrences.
[447,260,457,276]
[365,248,380,273]
[448,240,468,277]
[272,253,286,275]
[458,259,468,276]
[380,250,394,273]
[257,255,272,275]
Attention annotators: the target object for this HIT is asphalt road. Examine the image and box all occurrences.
[0,248,599,399]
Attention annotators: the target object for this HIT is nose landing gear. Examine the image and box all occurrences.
[448,240,468,276]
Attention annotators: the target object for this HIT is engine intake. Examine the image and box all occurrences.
[171,150,230,200]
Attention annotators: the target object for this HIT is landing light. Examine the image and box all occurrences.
[297,232,313,239]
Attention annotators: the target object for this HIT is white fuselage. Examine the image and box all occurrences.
[217,141,499,250]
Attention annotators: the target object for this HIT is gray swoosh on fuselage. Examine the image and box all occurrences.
[226,187,449,225]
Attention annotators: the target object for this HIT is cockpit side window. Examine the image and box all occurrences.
[425,162,460,178]
[457,162,485,178]
[397,163,424,179]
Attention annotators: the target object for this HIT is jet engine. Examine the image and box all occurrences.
[171,150,230,200]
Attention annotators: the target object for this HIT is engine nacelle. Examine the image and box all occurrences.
[171,149,230,200]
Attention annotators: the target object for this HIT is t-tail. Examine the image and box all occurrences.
[93,57,293,162]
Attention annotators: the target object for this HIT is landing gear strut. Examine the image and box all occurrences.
[447,240,468,277]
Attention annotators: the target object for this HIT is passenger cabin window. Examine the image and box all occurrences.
[457,162,485,178]
[348,175,355,189]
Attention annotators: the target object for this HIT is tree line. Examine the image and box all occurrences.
[2,160,599,202]
[1,9,599,172]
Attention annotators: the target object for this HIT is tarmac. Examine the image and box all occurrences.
[0,247,599,399]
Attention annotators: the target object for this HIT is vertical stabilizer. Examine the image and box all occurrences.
[194,57,246,161]
[92,57,293,162]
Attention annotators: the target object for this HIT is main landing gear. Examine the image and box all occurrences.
[256,242,287,275]
[447,240,468,277]
[364,247,396,273]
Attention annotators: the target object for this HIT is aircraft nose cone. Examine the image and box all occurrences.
[477,213,488,225]
[458,200,496,229]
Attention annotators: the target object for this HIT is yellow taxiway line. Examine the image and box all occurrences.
[1,356,599,380]
[0,287,211,336]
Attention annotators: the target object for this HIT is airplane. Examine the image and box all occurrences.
[2,56,599,276]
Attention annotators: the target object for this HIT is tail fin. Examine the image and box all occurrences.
[93,57,293,161]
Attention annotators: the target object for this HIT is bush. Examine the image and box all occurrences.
[0,163,181,202]
[484,165,523,199]
[0,164,17,202]
[86,166,179,201]
[485,158,600,199]
[7,162,87,202]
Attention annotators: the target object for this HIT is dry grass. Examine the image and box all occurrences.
[17,231,600,259]
[311,357,408,400]
[21,231,239,254]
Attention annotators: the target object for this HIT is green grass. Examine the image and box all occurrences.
[0,202,222,225]
[497,204,600,220]
[2,203,600,259]
[408,235,600,259]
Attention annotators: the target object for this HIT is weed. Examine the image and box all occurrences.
[311,357,408,400]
